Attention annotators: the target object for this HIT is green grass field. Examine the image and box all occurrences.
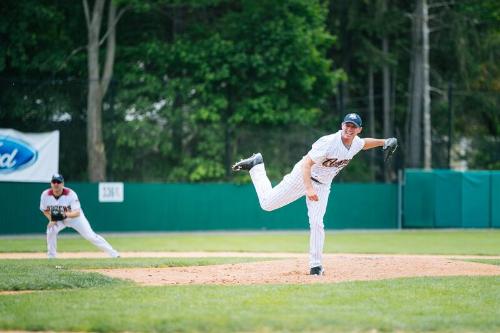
[0,230,499,332]
[1,277,499,332]
[0,258,275,291]
[2,229,500,255]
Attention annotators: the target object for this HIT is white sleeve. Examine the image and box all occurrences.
[307,136,330,164]
[352,137,366,155]
[70,191,81,211]
[40,192,48,211]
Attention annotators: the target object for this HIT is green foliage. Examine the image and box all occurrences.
[212,0,337,125]
[169,157,226,182]
[0,0,75,73]
[106,0,339,181]
[1,0,498,181]
[432,1,500,138]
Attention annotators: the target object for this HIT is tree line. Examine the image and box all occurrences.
[1,0,498,182]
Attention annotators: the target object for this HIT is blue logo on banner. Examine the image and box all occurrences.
[0,137,38,173]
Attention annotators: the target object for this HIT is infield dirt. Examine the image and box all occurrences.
[2,252,499,286]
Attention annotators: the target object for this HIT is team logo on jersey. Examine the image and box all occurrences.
[0,136,38,173]
[322,158,350,168]
[49,205,69,212]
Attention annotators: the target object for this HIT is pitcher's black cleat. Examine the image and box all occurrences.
[309,266,324,276]
[232,153,263,171]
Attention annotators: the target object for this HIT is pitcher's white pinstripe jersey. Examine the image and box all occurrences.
[308,130,365,184]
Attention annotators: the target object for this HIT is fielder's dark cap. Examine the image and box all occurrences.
[343,113,362,127]
[51,173,64,183]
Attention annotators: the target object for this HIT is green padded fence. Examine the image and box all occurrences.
[0,182,397,234]
[492,172,500,228]
[462,171,491,228]
[404,169,496,228]
[404,171,434,228]
[434,171,462,228]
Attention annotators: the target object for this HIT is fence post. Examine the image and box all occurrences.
[448,81,454,169]
[397,169,403,229]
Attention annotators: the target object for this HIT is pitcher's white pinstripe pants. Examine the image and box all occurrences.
[249,163,331,268]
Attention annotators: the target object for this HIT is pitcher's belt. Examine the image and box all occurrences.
[311,177,323,185]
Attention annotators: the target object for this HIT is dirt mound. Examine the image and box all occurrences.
[1,252,498,286]
[86,253,500,285]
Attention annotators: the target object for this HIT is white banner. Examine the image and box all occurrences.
[0,129,59,182]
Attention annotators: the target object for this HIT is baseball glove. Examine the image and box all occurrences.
[383,137,398,162]
[50,207,66,221]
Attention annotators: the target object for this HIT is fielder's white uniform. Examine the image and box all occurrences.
[249,130,365,268]
[40,187,119,258]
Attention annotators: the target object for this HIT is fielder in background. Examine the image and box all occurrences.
[40,173,120,258]
[232,113,398,276]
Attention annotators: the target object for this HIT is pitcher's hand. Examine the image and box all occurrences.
[306,188,319,201]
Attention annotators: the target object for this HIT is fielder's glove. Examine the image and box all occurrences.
[50,207,66,221]
[383,137,398,162]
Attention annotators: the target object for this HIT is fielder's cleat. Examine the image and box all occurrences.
[309,266,324,276]
[231,153,263,171]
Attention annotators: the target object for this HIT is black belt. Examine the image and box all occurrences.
[311,177,323,184]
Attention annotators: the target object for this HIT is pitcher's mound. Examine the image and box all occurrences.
[88,253,500,285]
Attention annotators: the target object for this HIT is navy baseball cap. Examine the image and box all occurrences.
[343,113,362,127]
[51,173,64,183]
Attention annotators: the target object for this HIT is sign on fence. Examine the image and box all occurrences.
[99,182,124,202]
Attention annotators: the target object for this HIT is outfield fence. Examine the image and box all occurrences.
[403,169,500,228]
[0,182,397,234]
[0,169,498,234]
